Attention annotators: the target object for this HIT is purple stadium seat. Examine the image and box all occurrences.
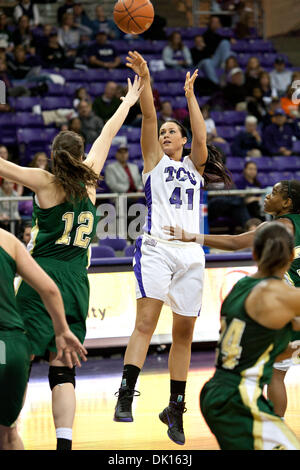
[41,97,73,110]
[258,174,272,188]
[15,112,43,128]
[60,69,86,82]
[85,68,110,82]
[0,114,16,145]
[168,82,185,96]
[132,158,144,172]
[99,237,127,251]
[17,128,58,144]
[214,141,231,156]
[292,141,300,154]
[152,69,186,82]
[156,83,170,95]
[217,126,237,141]
[210,111,247,125]
[173,96,187,109]
[253,157,273,171]
[89,83,106,97]
[248,40,274,52]
[124,245,135,257]
[125,127,141,143]
[10,97,41,111]
[18,200,33,218]
[128,143,141,159]
[91,245,115,258]
[47,83,67,96]
[272,156,300,171]
[109,69,129,81]
[226,157,244,171]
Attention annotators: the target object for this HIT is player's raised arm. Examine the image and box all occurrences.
[126,51,164,173]
[12,234,87,368]
[84,75,144,176]
[184,70,208,174]
[0,158,51,193]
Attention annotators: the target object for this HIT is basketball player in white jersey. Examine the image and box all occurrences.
[113,51,231,446]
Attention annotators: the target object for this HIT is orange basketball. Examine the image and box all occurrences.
[113,0,154,35]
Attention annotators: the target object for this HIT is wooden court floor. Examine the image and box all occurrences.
[18,356,300,451]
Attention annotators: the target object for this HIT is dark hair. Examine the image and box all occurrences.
[243,161,261,187]
[254,221,294,275]
[279,180,300,214]
[169,31,183,50]
[30,151,49,170]
[51,131,99,202]
[159,119,188,139]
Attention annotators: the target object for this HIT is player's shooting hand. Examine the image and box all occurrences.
[120,75,144,106]
[55,330,88,368]
[126,50,149,78]
[184,69,198,99]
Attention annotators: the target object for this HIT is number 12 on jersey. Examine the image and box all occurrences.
[169,187,194,210]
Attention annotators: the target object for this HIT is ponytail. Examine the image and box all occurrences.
[254,222,294,276]
[52,131,99,202]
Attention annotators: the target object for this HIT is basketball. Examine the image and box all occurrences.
[113,0,154,35]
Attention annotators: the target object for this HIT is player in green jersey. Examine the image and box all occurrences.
[164,179,300,418]
[0,228,87,450]
[200,222,300,449]
[0,75,144,450]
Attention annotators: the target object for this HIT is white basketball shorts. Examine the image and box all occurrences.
[133,234,205,317]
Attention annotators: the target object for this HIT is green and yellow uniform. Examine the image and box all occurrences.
[0,246,31,426]
[200,276,300,450]
[16,197,97,356]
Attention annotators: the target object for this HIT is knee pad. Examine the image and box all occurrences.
[48,366,76,391]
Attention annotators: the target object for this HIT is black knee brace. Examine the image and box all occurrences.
[48,366,76,391]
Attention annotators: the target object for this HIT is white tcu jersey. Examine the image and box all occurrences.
[142,154,204,241]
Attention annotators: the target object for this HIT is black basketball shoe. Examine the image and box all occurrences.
[159,401,187,445]
[114,387,140,422]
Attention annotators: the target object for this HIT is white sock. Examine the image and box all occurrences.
[56,427,72,441]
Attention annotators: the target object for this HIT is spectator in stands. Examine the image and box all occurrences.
[0,147,23,195]
[58,12,90,53]
[220,55,239,87]
[91,5,120,39]
[202,104,228,146]
[42,32,73,69]
[258,71,278,105]
[0,179,21,230]
[158,100,188,128]
[245,56,264,94]
[21,221,32,245]
[190,35,209,68]
[0,11,13,51]
[29,151,50,171]
[0,55,30,97]
[222,67,249,110]
[261,97,282,129]
[7,44,41,80]
[12,15,34,54]
[33,24,55,57]
[263,109,295,156]
[280,84,300,119]
[270,57,293,97]
[78,100,103,144]
[105,144,143,194]
[234,161,264,220]
[92,81,120,123]
[162,32,192,70]
[73,86,91,110]
[87,31,121,69]
[247,86,268,123]
[57,0,74,25]
[72,1,93,35]
[67,116,82,137]
[14,0,40,27]
[197,15,234,85]
[231,115,262,157]
[142,13,167,41]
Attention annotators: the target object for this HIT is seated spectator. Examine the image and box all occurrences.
[280,84,300,119]
[0,55,32,97]
[0,179,21,230]
[14,0,40,27]
[33,24,55,57]
[234,161,264,220]
[92,81,120,123]
[158,100,187,128]
[261,97,282,129]
[190,35,209,68]
[29,151,49,171]
[105,144,143,194]
[247,87,268,123]
[73,86,91,110]
[197,15,234,85]
[72,1,93,35]
[67,116,83,137]
[162,31,192,70]
[57,0,74,25]
[7,44,41,80]
[0,11,13,51]
[258,71,278,105]
[20,221,32,246]
[245,56,264,95]
[78,100,103,144]
[0,146,23,195]
[91,5,120,39]
[231,115,262,157]
[142,13,167,41]
[220,55,239,87]
[222,67,249,110]
[12,15,35,54]
[42,32,74,69]
[58,12,90,53]
[263,109,295,156]
[87,31,121,69]
[202,104,227,146]
[270,57,293,97]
